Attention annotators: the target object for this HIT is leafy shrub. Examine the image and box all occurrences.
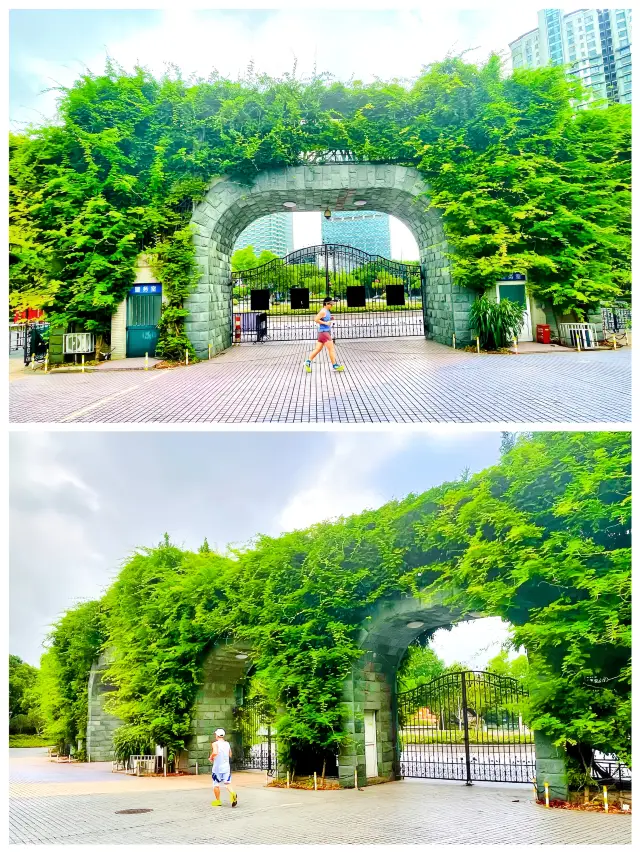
[469,295,525,349]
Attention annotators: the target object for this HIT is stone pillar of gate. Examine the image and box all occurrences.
[86,650,122,762]
[338,650,400,788]
[533,731,569,802]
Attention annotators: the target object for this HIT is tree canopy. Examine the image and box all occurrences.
[33,432,630,780]
[9,655,42,734]
[10,57,631,356]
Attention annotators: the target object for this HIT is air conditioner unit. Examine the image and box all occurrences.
[63,333,95,354]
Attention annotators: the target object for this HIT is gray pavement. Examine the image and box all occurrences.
[9,339,631,424]
[9,749,631,845]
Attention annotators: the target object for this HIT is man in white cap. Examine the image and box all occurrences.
[209,728,237,807]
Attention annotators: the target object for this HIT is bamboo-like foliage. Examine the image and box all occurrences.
[469,296,526,350]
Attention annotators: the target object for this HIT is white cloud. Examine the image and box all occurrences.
[11,7,541,127]
[10,432,101,512]
[279,432,411,531]
[430,618,519,669]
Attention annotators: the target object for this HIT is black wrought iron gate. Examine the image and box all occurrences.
[231,244,423,342]
[398,670,535,784]
[232,697,277,773]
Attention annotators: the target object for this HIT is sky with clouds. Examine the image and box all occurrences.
[9,4,544,257]
[10,429,517,668]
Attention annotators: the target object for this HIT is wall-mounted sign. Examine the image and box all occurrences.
[129,284,162,294]
[498,273,526,282]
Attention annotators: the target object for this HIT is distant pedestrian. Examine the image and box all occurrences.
[209,729,237,808]
[304,297,344,372]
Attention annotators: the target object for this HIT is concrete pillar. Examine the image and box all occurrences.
[110,300,127,359]
[534,731,569,801]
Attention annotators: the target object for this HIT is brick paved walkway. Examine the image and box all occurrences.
[9,750,631,845]
[9,340,631,424]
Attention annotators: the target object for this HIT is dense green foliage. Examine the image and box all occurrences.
[36,433,630,781]
[35,601,105,751]
[9,655,42,734]
[10,57,630,352]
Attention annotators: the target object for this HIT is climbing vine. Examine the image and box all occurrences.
[148,228,199,361]
[33,433,630,781]
[9,57,631,355]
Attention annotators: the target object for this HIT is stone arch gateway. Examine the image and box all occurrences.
[338,593,568,799]
[187,164,475,358]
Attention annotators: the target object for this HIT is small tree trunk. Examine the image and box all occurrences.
[321,757,326,786]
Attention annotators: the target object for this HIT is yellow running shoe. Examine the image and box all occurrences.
[231,792,238,808]
[211,800,222,807]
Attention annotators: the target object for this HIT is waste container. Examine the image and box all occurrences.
[536,324,551,344]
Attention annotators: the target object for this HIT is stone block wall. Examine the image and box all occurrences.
[184,644,252,774]
[338,650,397,787]
[533,731,568,801]
[86,653,122,762]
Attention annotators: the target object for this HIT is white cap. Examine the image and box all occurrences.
[215,728,225,737]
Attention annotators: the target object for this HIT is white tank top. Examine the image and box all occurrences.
[212,740,231,773]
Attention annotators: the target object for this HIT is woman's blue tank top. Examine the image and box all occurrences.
[319,309,332,332]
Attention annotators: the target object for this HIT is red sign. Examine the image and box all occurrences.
[13,308,45,323]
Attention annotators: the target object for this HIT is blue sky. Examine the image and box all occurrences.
[10,429,513,667]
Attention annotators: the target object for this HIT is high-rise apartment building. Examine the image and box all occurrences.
[234,213,294,257]
[321,210,392,258]
[510,8,632,106]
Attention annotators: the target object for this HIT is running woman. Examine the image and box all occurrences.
[209,728,238,808]
[304,297,345,372]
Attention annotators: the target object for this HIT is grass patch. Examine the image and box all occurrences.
[9,734,54,748]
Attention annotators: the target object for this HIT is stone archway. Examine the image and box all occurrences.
[184,641,254,773]
[85,642,255,770]
[187,164,474,358]
[337,593,568,800]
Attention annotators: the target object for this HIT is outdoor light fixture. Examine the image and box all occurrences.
[235,653,249,660]
[406,621,424,629]
[324,208,332,219]
[354,200,367,206]
[283,201,297,208]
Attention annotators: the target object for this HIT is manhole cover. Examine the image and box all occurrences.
[115,809,153,815]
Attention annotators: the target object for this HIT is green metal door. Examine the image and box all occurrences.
[126,291,162,357]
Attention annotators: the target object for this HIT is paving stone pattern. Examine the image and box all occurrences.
[9,751,631,845]
[10,340,631,424]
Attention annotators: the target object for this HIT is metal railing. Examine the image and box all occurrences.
[398,670,535,784]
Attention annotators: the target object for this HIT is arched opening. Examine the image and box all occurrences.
[187,164,472,357]
[338,594,567,798]
[184,640,255,773]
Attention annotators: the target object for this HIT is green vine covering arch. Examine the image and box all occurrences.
[35,432,630,783]
[9,57,631,357]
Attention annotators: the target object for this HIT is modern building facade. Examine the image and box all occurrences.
[234,212,294,257]
[321,210,392,258]
[510,8,632,106]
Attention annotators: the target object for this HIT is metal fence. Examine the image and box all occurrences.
[231,244,424,343]
[398,670,535,784]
